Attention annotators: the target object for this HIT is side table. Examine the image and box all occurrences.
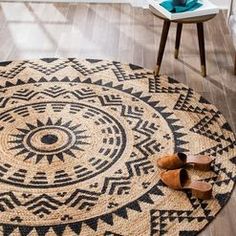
[150,5,216,77]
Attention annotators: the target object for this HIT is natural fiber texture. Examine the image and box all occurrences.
[0,58,235,236]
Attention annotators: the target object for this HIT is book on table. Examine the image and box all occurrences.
[148,0,219,20]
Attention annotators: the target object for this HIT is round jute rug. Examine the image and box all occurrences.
[0,58,235,236]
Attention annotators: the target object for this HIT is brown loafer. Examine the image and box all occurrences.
[156,153,213,171]
[160,168,212,200]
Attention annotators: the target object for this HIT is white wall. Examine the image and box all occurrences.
[211,0,231,9]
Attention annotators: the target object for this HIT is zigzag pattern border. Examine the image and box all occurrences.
[0,181,164,236]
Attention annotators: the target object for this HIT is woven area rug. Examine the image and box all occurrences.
[0,58,235,236]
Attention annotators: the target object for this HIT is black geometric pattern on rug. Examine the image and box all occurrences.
[0,58,234,236]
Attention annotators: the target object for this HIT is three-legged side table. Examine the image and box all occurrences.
[150,6,216,77]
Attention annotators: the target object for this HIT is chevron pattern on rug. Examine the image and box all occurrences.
[0,58,234,236]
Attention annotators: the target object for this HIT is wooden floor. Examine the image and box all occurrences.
[0,2,235,235]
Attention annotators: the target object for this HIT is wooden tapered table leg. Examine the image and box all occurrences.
[155,20,171,76]
[175,23,183,59]
[197,22,206,77]
[234,53,236,75]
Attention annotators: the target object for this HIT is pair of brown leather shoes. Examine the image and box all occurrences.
[157,153,213,200]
